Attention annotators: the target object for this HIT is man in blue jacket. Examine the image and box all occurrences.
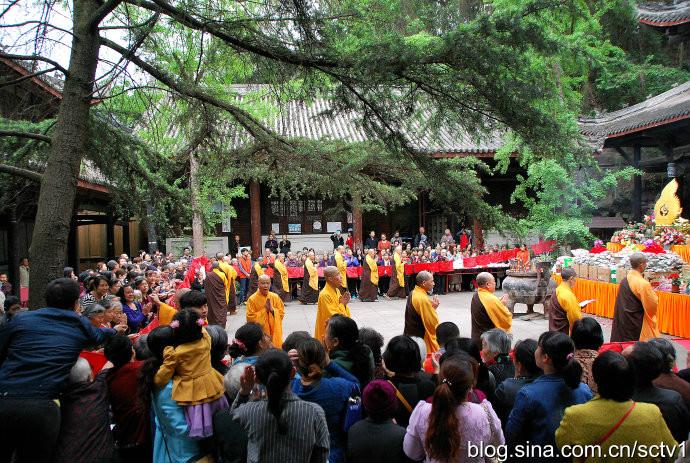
[0,277,126,462]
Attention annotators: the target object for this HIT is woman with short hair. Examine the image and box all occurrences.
[571,317,604,393]
[382,335,436,427]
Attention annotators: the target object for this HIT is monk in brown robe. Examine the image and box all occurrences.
[548,267,582,334]
[359,249,379,302]
[387,245,407,299]
[470,272,512,348]
[404,270,440,354]
[218,254,238,315]
[299,251,319,304]
[611,252,659,342]
[272,253,292,302]
[204,261,229,327]
[247,256,265,299]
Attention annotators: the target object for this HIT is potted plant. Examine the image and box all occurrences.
[670,274,681,293]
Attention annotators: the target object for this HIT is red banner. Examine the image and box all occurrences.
[346,267,362,278]
[437,261,454,272]
[463,256,477,267]
[377,265,393,277]
[531,240,556,255]
[287,267,304,279]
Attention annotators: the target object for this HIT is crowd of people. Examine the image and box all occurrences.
[0,243,688,462]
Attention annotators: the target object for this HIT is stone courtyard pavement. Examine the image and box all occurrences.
[225,290,687,365]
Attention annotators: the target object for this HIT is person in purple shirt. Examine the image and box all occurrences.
[117,285,148,333]
[0,278,126,462]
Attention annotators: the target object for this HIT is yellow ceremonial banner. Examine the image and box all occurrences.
[654,179,682,226]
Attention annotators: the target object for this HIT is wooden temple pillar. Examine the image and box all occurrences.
[67,213,79,271]
[632,144,642,222]
[122,221,131,257]
[106,212,115,260]
[249,181,261,258]
[352,194,363,250]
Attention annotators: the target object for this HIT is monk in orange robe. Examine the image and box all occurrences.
[387,245,407,298]
[315,266,351,342]
[611,252,659,341]
[299,251,319,304]
[359,249,379,302]
[470,272,512,348]
[548,267,582,334]
[403,270,440,354]
[246,274,285,348]
[334,246,348,290]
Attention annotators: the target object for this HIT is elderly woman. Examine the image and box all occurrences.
[480,328,515,386]
[82,302,107,328]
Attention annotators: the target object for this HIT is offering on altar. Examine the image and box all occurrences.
[642,239,665,254]
[590,240,607,254]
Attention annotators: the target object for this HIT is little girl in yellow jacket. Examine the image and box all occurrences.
[154,309,228,438]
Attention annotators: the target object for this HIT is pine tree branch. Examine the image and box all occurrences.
[100,36,293,149]
[0,164,43,182]
[0,52,69,76]
[0,67,58,89]
[0,130,52,143]
[89,0,124,29]
[125,0,340,69]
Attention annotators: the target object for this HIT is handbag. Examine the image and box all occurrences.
[387,380,413,413]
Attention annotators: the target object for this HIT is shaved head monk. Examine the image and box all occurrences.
[246,274,285,348]
[611,253,659,341]
[314,266,351,342]
[471,272,512,348]
[403,271,440,354]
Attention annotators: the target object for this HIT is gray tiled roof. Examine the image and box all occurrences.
[637,0,690,25]
[227,85,502,154]
[578,80,690,147]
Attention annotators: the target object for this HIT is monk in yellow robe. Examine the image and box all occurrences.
[359,249,379,302]
[548,267,582,334]
[299,251,319,304]
[470,272,512,347]
[334,246,348,290]
[247,256,265,298]
[315,266,351,342]
[272,253,291,302]
[387,245,407,299]
[246,274,285,348]
[218,256,238,314]
[611,252,659,341]
[403,270,440,354]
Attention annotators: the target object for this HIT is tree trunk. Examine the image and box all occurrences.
[352,193,363,250]
[189,151,205,255]
[28,0,101,308]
